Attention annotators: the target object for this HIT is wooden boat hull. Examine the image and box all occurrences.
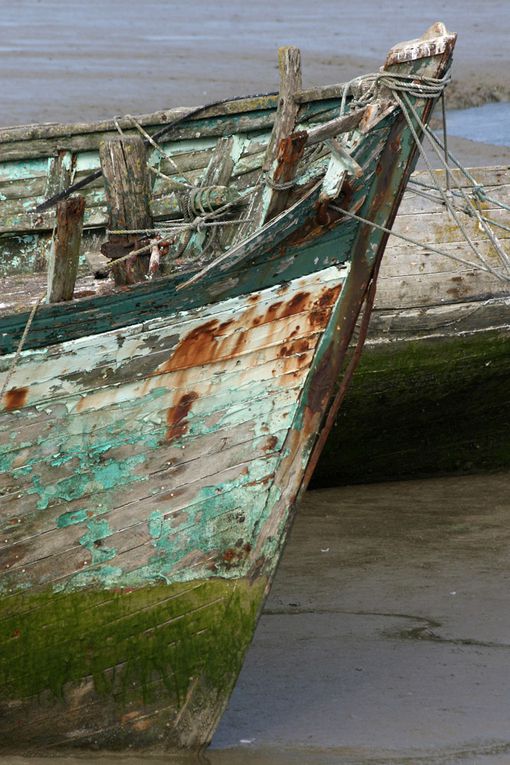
[315,165,510,485]
[0,26,456,752]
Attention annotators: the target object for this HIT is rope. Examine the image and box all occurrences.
[107,221,251,236]
[0,293,44,401]
[340,71,451,115]
[328,204,508,280]
[407,180,510,239]
[392,89,510,280]
[263,172,297,191]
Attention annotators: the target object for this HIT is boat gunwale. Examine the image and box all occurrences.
[0,85,350,146]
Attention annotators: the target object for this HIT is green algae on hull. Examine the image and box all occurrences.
[314,329,510,486]
[0,578,265,750]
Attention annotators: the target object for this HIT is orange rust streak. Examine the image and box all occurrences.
[158,285,341,375]
[156,292,311,374]
[3,387,29,411]
[166,391,199,441]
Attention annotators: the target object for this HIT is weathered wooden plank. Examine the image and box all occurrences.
[0,391,302,513]
[45,150,74,199]
[411,165,510,192]
[46,196,85,303]
[397,183,510,217]
[0,266,340,387]
[0,429,280,575]
[0,401,294,535]
[391,205,510,244]
[0,86,348,147]
[306,108,366,146]
[234,46,302,241]
[0,361,308,480]
[0,265,343,534]
[99,135,153,285]
[380,238,510,277]
[264,132,308,222]
[1,426,276,547]
[2,419,284,556]
[0,101,338,164]
[369,295,510,337]
[376,267,510,309]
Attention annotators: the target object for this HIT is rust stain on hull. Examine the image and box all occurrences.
[166,391,199,441]
[3,387,29,411]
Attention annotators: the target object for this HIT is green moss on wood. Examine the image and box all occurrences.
[0,577,264,709]
[313,330,510,486]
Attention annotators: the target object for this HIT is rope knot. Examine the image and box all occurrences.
[472,184,487,202]
[192,216,206,232]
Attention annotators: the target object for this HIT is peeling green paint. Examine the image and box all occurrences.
[28,453,148,511]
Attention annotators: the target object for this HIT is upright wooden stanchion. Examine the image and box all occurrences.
[99,135,153,285]
[234,45,303,240]
[46,194,85,303]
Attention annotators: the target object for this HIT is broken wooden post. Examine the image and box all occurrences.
[234,45,302,241]
[99,135,153,285]
[46,194,85,303]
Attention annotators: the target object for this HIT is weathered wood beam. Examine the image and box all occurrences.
[99,135,153,285]
[305,108,366,146]
[264,131,308,221]
[266,46,303,168]
[45,149,74,199]
[234,46,303,241]
[46,195,85,303]
[0,83,347,147]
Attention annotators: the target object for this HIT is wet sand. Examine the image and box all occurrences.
[2,0,510,127]
[212,472,510,764]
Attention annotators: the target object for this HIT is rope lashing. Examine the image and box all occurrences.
[392,89,510,279]
[0,293,45,402]
[339,71,451,115]
[263,172,297,191]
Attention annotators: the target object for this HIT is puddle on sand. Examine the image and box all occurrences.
[446,101,510,146]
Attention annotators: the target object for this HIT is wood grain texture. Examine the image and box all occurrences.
[99,135,152,284]
[46,195,85,303]
[0,267,346,594]
[0,24,457,753]
[377,166,510,308]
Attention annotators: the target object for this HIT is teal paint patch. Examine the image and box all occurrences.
[57,507,90,528]
[148,510,164,539]
[28,453,147,511]
[79,518,117,565]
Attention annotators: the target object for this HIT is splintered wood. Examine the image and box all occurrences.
[235,45,303,241]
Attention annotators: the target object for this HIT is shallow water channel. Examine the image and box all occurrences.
[447,101,510,147]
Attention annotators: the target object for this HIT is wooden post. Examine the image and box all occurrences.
[46,195,85,303]
[99,135,153,285]
[234,46,302,241]
[265,46,302,169]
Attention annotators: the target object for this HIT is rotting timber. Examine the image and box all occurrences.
[0,24,456,752]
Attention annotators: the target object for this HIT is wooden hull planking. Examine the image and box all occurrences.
[0,24,456,752]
